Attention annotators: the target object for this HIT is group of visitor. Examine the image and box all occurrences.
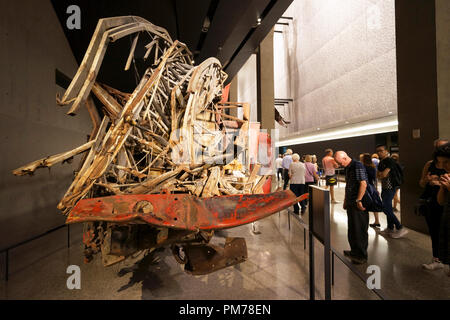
[276,150,319,215]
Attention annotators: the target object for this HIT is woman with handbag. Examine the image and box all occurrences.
[304,155,319,205]
[419,139,448,270]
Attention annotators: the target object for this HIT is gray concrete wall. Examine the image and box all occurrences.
[0,0,92,248]
[274,0,397,137]
[237,54,258,122]
[257,29,275,131]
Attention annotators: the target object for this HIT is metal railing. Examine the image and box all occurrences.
[1,224,71,281]
[284,210,387,300]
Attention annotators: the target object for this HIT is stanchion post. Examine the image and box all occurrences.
[288,211,290,230]
[304,228,306,250]
[324,237,331,300]
[67,224,70,248]
[332,252,335,286]
[309,231,315,300]
[5,250,9,282]
[324,193,331,300]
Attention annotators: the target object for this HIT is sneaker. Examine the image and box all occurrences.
[369,223,381,228]
[422,260,444,270]
[390,227,409,239]
[378,228,394,236]
[251,223,261,235]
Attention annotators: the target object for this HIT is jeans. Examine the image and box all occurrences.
[283,169,290,190]
[425,202,443,258]
[346,204,369,259]
[438,205,449,264]
[381,189,402,230]
[289,184,306,213]
[277,168,283,181]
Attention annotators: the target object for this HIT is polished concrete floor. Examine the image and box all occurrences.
[0,182,449,300]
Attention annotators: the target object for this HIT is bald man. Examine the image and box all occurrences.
[334,151,369,264]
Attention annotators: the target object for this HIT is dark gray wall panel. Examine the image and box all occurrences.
[0,0,91,248]
[395,0,439,234]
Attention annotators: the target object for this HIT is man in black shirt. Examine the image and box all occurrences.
[335,151,369,264]
[376,145,408,239]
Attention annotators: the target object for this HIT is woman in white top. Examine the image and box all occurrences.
[312,155,319,174]
[289,153,307,214]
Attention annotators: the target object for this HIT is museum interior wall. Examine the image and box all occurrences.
[273,0,397,140]
[235,0,399,161]
[0,0,92,248]
[256,29,276,131]
[237,54,258,122]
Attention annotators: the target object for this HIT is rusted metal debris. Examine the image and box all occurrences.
[67,190,308,231]
[13,16,306,274]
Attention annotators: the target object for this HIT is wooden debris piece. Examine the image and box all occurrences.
[252,175,268,194]
[125,33,139,71]
[57,41,180,213]
[12,140,95,176]
[91,83,122,119]
[202,166,221,197]
[127,166,184,194]
[244,164,261,193]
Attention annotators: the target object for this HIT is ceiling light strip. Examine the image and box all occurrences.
[276,120,398,147]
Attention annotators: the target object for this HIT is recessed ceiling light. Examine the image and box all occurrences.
[388,111,393,114]
[317,128,320,130]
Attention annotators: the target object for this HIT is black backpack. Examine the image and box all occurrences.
[362,183,383,212]
[390,162,404,187]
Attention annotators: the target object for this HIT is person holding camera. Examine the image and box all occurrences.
[419,139,449,270]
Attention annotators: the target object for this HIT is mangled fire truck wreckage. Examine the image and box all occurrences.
[13,16,306,275]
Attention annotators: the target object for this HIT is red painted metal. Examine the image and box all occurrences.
[262,176,272,194]
[66,191,308,231]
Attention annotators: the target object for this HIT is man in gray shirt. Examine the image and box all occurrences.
[282,149,293,190]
